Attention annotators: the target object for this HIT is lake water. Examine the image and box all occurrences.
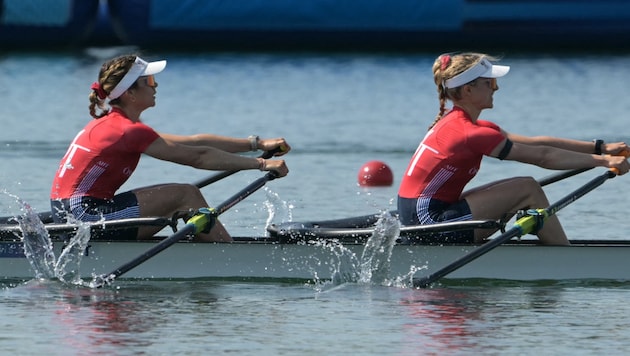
[2,48,630,354]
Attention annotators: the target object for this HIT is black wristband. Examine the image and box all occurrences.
[593,139,604,155]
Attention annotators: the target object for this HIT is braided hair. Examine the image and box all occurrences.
[88,55,138,119]
[428,52,499,129]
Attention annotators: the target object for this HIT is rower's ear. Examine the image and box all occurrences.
[461,83,475,96]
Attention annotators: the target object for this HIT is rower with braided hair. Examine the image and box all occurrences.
[397,52,630,245]
[51,54,290,242]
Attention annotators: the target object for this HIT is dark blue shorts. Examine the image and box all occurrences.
[397,196,474,244]
[51,192,140,240]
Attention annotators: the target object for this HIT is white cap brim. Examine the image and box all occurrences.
[444,57,509,89]
[108,57,167,99]
[142,60,166,76]
[484,63,510,79]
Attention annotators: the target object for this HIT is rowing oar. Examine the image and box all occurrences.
[413,169,618,288]
[0,149,284,226]
[456,168,592,206]
[538,167,593,187]
[193,148,282,189]
[92,172,278,288]
[537,150,630,187]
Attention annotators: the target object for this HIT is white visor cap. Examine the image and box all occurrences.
[108,57,167,99]
[443,57,510,89]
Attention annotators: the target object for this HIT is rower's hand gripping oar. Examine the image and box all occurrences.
[413,168,620,288]
[193,147,285,189]
[92,172,278,288]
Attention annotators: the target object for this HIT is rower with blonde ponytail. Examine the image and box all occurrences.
[397,52,630,246]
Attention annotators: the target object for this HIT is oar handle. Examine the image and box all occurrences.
[609,149,630,175]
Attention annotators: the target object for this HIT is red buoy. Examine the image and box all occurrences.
[358,160,394,187]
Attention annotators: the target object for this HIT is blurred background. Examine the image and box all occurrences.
[2,0,630,52]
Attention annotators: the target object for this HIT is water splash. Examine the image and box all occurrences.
[263,187,293,230]
[309,210,406,289]
[358,212,400,285]
[309,238,361,285]
[1,191,56,279]
[54,223,92,284]
[1,191,91,285]
[263,193,423,288]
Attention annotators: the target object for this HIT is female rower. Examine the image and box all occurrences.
[50,54,290,242]
[397,52,629,246]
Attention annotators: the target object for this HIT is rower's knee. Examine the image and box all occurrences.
[515,176,538,187]
[516,176,549,204]
[179,184,207,206]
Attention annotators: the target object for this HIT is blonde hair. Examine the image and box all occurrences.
[88,55,138,119]
[428,52,500,129]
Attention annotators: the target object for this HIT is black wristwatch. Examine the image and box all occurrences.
[593,139,604,155]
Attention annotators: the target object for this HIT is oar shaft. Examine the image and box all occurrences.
[537,150,628,187]
[414,169,616,288]
[413,225,522,288]
[103,223,197,282]
[94,173,276,287]
[193,150,277,189]
[193,170,235,188]
[545,170,615,215]
[215,173,276,214]
[538,168,592,187]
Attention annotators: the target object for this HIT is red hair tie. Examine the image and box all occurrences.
[91,82,107,100]
[440,55,451,71]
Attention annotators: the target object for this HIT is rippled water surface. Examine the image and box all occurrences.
[2,49,630,354]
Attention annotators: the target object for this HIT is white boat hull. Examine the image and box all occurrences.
[0,169,623,284]
[2,239,630,283]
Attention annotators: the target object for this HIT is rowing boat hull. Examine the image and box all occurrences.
[2,239,630,282]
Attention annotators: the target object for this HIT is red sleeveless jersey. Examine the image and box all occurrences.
[50,108,160,200]
[398,107,505,203]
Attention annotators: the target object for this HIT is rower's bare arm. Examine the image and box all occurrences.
[158,132,253,153]
[144,137,289,176]
[503,131,629,154]
[158,133,291,156]
[493,141,630,174]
